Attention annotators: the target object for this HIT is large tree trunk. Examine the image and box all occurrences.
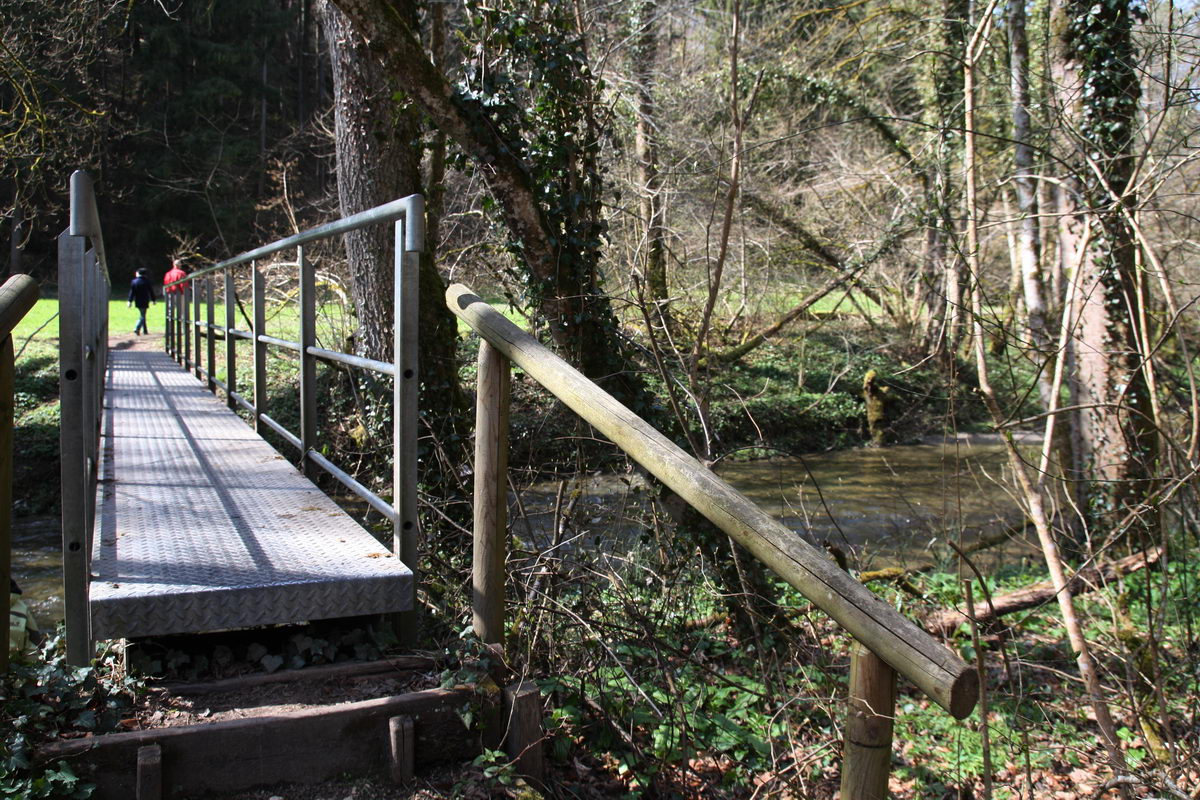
[320,0,463,429]
[321,0,417,361]
[327,0,643,405]
[1051,0,1157,536]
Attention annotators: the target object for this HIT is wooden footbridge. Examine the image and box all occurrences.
[11,171,979,797]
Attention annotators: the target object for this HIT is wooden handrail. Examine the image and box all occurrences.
[1,274,39,673]
[447,283,978,719]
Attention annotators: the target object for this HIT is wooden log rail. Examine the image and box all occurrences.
[450,283,980,794]
[0,274,40,674]
[447,284,978,721]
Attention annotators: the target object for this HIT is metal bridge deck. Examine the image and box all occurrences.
[88,348,412,639]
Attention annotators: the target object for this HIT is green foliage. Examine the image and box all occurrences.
[1,631,142,799]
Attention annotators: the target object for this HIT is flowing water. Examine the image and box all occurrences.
[512,435,1039,571]
[10,436,1037,629]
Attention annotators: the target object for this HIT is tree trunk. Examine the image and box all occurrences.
[321,0,416,361]
[327,0,644,405]
[1051,0,1157,536]
[631,0,668,313]
[320,0,464,435]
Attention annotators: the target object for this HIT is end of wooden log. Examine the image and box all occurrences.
[947,663,980,720]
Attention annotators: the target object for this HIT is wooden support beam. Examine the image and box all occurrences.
[502,681,544,784]
[841,644,897,800]
[136,744,162,800]
[37,687,482,799]
[446,284,977,718]
[472,341,510,645]
[388,715,414,784]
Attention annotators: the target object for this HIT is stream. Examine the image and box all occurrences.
[10,435,1037,630]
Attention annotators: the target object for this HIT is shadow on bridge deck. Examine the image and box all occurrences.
[87,346,412,639]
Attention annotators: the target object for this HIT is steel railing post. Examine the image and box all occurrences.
[83,250,98,557]
[225,270,236,410]
[253,263,267,433]
[206,277,216,394]
[193,280,202,380]
[183,286,192,371]
[165,290,173,356]
[298,246,317,479]
[394,215,421,642]
[58,230,92,666]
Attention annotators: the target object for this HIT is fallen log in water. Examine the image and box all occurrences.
[924,547,1163,635]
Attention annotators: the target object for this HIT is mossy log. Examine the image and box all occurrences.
[924,547,1162,635]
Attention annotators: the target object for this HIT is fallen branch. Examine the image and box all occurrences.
[924,548,1163,635]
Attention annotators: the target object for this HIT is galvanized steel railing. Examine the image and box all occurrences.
[58,170,111,665]
[0,274,40,672]
[163,196,423,634]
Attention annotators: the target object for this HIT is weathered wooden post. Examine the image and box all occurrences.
[841,643,897,800]
[0,333,11,674]
[472,340,510,645]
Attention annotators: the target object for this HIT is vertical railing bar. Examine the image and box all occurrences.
[193,280,202,380]
[394,220,421,642]
[183,285,192,371]
[472,341,509,645]
[253,262,267,433]
[225,270,236,410]
[298,245,317,479]
[165,285,173,356]
[57,230,91,666]
[83,250,98,559]
[206,277,216,394]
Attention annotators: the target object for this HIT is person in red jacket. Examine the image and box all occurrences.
[163,258,189,294]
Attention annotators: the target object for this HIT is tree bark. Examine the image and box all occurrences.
[320,0,419,361]
[630,0,668,312]
[1051,0,1157,535]
[320,0,464,436]
[327,0,642,403]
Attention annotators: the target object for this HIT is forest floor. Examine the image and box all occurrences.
[6,302,1196,799]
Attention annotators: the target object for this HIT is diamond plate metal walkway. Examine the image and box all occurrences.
[88,347,413,639]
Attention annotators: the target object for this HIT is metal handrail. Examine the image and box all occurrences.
[447,283,978,719]
[59,170,111,665]
[0,274,40,673]
[163,196,423,640]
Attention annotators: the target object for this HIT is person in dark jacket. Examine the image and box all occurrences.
[129,268,156,335]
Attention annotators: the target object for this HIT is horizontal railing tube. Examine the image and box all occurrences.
[446,284,978,719]
[307,346,395,377]
[229,391,256,415]
[259,334,301,353]
[307,449,398,523]
[258,413,302,451]
[168,194,425,286]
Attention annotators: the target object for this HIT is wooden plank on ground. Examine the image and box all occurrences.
[36,687,484,799]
